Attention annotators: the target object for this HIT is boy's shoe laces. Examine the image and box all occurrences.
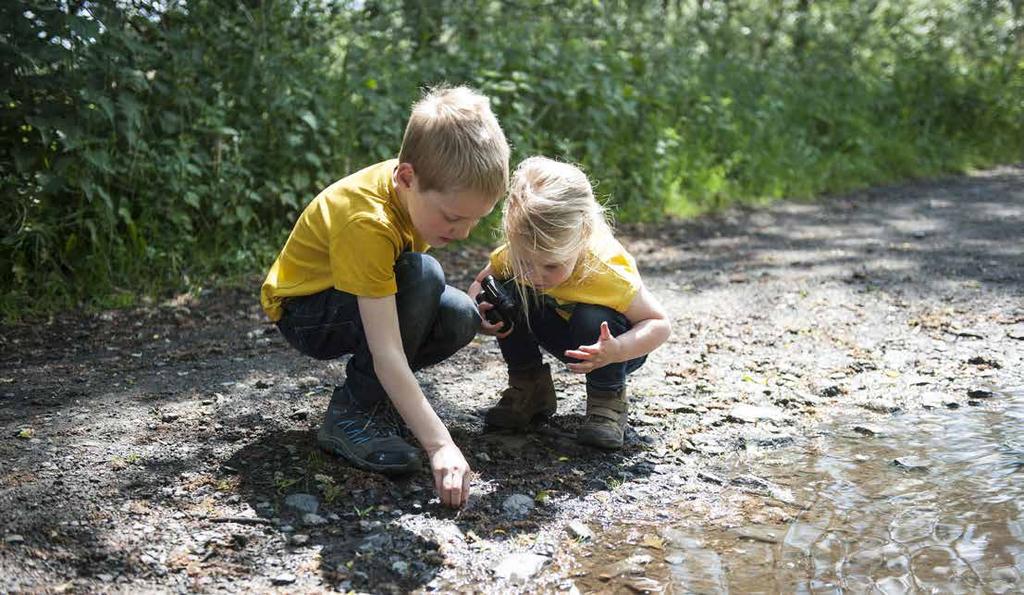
[333,400,403,445]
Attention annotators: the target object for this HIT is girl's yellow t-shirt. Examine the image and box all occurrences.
[489,232,641,320]
[260,159,428,321]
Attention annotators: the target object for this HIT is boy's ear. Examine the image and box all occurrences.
[394,162,416,191]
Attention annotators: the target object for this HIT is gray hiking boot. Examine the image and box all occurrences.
[316,386,422,474]
[484,364,557,430]
[577,386,629,450]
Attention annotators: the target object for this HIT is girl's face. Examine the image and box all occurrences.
[521,248,580,290]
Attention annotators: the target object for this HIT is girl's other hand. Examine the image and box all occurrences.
[564,321,623,373]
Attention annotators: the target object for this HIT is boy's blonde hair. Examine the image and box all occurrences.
[503,156,610,305]
[399,85,510,198]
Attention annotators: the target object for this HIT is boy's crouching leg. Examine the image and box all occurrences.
[409,285,480,370]
[317,385,422,474]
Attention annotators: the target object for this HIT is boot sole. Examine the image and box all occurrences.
[484,407,557,431]
[317,433,422,475]
[576,429,624,450]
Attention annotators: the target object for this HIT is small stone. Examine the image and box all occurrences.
[566,521,594,541]
[967,388,996,399]
[852,424,884,437]
[289,410,309,421]
[4,534,24,544]
[283,493,319,515]
[493,553,549,582]
[892,456,930,471]
[297,376,319,389]
[160,413,180,423]
[728,404,785,423]
[290,534,310,546]
[271,572,296,585]
[476,452,492,463]
[502,494,535,520]
[302,513,327,526]
[390,560,409,576]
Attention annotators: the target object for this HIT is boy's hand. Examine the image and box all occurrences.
[564,321,623,373]
[429,443,473,508]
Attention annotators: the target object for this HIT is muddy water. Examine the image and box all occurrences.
[576,389,1024,593]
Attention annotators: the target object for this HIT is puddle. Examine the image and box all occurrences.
[575,388,1024,593]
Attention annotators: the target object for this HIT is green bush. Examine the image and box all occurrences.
[2,0,1023,317]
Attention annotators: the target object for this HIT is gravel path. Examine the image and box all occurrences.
[1,165,1021,592]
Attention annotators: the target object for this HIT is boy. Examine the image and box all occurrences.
[260,86,509,509]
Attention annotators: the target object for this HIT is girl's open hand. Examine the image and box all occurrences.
[564,321,623,373]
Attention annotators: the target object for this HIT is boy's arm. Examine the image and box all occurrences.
[564,285,672,373]
[357,295,471,508]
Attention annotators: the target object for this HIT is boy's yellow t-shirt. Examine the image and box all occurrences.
[489,232,641,320]
[260,159,428,321]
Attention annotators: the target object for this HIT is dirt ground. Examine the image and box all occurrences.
[2,165,1022,593]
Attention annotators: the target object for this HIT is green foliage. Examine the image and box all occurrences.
[3,0,1023,316]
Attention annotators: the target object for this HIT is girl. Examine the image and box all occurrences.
[469,157,671,449]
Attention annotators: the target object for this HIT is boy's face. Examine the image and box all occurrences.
[396,165,497,247]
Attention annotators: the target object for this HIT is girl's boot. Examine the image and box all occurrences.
[577,386,628,449]
[484,364,557,430]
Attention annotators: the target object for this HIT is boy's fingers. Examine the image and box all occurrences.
[461,473,472,507]
[564,349,592,360]
[600,321,613,339]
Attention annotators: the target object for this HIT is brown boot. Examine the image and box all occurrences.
[577,386,629,449]
[485,364,557,430]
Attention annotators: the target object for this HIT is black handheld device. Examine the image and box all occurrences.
[476,275,516,333]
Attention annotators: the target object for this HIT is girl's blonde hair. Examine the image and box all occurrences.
[502,156,611,318]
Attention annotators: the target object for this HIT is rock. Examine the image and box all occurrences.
[566,521,594,541]
[289,409,309,421]
[852,424,885,437]
[390,560,409,577]
[623,576,665,593]
[297,376,319,389]
[599,554,653,580]
[493,553,549,582]
[732,525,783,544]
[476,452,492,463]
[284,493,319,515]
[728,404,784,423]
[4,534,24,544]
[892,456,930,471]
[302,513,327,526]
[967,388,996,399]
[502,494,535,520]
[271,572,296,585]
[289,534,310,546]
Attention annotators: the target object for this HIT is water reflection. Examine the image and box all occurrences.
[576,388,1023,593]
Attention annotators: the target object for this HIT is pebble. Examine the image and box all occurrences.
[284,493,319,515]
[502,494,535,520]
[728,404,784,423]
[493,553,549,582]
[289,534,310,546]
[892,456,930,471]
[852,424,885,437]
[566,521,594,541]
[4,534,24,544]
[390,560,410,576]
[271,572,296,585]
[967,388,996,399]
[302,513,327,526]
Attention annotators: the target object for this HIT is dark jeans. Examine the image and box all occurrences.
[497,281,646,391]
[275,253,479,408]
